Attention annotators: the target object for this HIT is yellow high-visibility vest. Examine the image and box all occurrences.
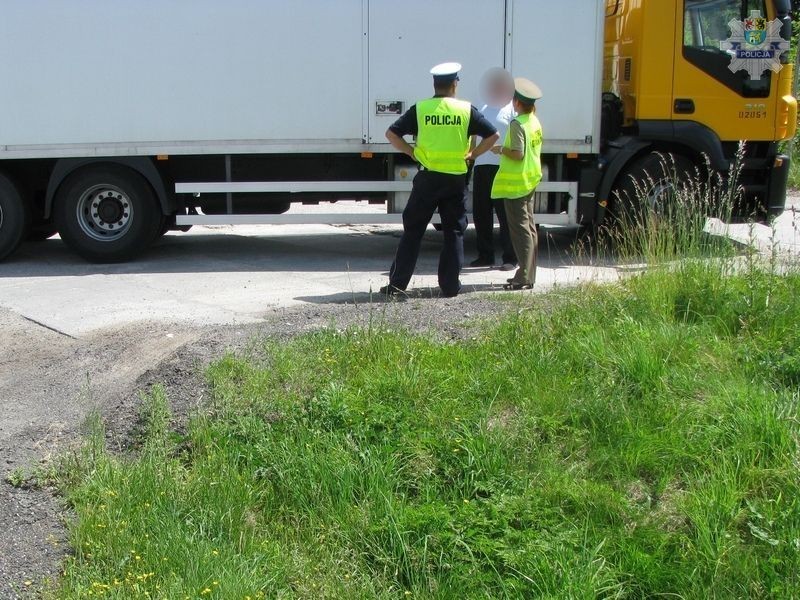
[491,112,543,199]
[414,98,472,175]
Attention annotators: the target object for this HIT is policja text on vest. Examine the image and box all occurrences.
[423,115,464,126]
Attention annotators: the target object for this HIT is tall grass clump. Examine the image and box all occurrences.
[54,263,800,597]
[601,145,746,266]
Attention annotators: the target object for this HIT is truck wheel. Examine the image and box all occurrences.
[612,152,693,222]
[0,173,31,261]
[54,165,161,262]
[157,214,176,238]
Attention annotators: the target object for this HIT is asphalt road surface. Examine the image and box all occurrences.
[0,219,617,337]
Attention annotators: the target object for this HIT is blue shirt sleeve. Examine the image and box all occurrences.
[388,105,418,137]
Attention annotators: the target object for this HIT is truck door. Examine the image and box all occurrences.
[673,0,777,142]
[366,0,506,143]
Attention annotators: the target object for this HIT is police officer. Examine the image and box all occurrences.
[490,78,544,290]
[381,63,500,298]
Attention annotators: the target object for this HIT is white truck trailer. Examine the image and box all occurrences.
[0,0,600,261]
[1,0,794,262]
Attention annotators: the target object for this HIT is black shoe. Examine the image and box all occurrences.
[469,258,494,268]
[379,284,406,297]
[503,282,533,291]
[440,285,462,298]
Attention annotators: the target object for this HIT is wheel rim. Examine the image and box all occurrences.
[0,203,4,230]
[645,180,674,214]
[76,184,133,242]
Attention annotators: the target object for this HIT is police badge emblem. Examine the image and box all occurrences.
[720,10,790,80]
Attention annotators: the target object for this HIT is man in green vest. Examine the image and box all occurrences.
[381,62,500,298]
[490,78,544,291]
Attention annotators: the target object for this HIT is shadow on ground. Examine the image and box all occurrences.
[0,226,599,278]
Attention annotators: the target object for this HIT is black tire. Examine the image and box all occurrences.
[54,165,162,262]
[0,173,31,261]
[156,213,174,238]
[612,152,694,222]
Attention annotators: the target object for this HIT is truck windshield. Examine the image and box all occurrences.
[683,0,771,97]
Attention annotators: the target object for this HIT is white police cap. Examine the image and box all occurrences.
[430,62,462,82]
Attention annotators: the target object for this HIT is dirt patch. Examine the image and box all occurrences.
[0,293,511,598]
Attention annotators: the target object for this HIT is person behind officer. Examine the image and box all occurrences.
[381,62,500,298]
[490,78,543,291]
[470,67,517,270]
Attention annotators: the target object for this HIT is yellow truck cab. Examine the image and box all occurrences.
[598,0,797,219]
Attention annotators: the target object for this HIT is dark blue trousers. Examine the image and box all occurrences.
[389,170,467,296]
[472,164,516,264]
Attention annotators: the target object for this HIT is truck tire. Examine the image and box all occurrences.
[0,173,31,261]
[54,165,162,262]
[612,152,693,222]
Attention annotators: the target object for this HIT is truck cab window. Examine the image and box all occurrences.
[683,0,770,97]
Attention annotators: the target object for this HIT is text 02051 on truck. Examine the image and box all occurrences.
[0,0,795,262]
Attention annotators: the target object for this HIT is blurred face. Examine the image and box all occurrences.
[488,79,509,105]
[480,70,514,108]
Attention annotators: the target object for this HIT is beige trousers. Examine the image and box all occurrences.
[503,193,538,285]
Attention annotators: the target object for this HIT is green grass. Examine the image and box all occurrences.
[52,260,800,598]
[789,141,800,190]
